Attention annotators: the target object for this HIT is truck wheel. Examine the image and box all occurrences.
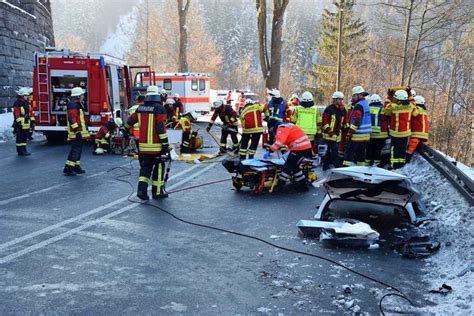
[45,132,68,144]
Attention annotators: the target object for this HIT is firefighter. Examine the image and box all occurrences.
[384,89,415,169]
[366,94,389,166]
[93,118,123,155]
[26,88,35,141]
[128,95,145,151]
[287,94,299,121]
[406,95,429,163]
[177,111,199,153]
[291,91,322,147]
[342,86,372,167]
[12,87,33,156]
[239,99,266,160]
[160,89,168,104]
[206,99,239,154]
[173,93,184,121]
[124,85,169,200]
[164,98,177,126]
[322,91,346,170]
[265,89,289,145]
[263,119,312,192]
[64,87,90,175]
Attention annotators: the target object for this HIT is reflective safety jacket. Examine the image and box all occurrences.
[291,105,322,139]
[411,105,429,140]
[177,116,192,133]
[348,99,371,142]
[240,103,265,134]
[128,104,140,138]
[265,98,289,122]
[369,103,388,139]
[67,100,90,140]
[174,100,184,120]
[95,120,115,146]
[384,101,415,138]
[322,103,346,142]
[270,123,312,153]
[210,104,238,126]
[13,98,33,130]
[125,96,168,154]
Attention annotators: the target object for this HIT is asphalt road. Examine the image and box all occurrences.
[0,129,428,315]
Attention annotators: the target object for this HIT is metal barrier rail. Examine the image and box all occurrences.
[417,143,474,206]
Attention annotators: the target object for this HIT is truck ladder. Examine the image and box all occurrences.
[36,52,51,123]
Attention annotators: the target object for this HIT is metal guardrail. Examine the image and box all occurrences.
[417,143,474,206]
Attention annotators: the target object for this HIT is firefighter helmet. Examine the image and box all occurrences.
[17,87,30,96]
[244,99,254,106]
[160,89,167,95]
[114,117,123,127]
[71,87,85,97]
[268,88,281,98]
[290,93,299,100]
[301,91,314,102]
[414,95,425,105]
[332,91,344,99]
[369,94,382,104]
[411,89,417,97]
[27,87,33,95]
[95,147,105,155]
[394,90,409,101]
[213,99,223,110]
[174,93,180,98]
[146,86,159,96]
[352,86,365,95]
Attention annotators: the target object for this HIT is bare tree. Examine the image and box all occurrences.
[256,0,290,89]
[177,0,191,72]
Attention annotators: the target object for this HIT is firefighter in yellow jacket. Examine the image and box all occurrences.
[12,87,33,156]
[239,99,266,159]
[64,87,90,175]
[291,91,322,147]
[124,86,169,200]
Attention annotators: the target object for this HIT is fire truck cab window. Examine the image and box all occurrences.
[199,79,206,91]
[163,79,172,90]
[191,79,198,91]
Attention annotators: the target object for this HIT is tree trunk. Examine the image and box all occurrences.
[177,0,191,73]
[256,0,269,83]
[407,0,428,86]
[336,0,344,90]
[400,0,414,85]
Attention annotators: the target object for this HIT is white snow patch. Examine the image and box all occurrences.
[400,155,473,315]
[0,112,14,142]
[100,7,139,59]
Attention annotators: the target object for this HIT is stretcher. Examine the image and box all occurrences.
[222,157,317,194]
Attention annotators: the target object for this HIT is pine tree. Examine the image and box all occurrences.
[310,0,366,98]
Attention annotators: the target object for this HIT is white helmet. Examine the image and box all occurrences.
[411,89,416,97]
[290,93,298,100]
[71,87,85,97]
[146,85,159,96]
[332,91,344,99]
[301,91,314,102]
[165,99,175,105]
[213,99,223,109]
[352,86,365,95]
[394,90,409,101]
[95,147,105,155]
[244,99,254,106]
[160,89,167,95]
[268,89,281,98]
[369,94,382,103]
[174,93,180,98]
[27,87,33,95]
[186,111,198,121]
[414,95,425,105]
[17,87,30,96]
[114,117,123,127]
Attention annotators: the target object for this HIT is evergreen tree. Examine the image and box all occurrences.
[310,0,366,98]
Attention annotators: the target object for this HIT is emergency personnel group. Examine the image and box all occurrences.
[12,84,428,199]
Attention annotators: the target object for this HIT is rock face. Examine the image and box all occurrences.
[0,0,55,110]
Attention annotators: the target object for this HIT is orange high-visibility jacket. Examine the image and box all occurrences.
[411,105,429,140]
[270,123,312,152]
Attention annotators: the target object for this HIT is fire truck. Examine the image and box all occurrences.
[32,48,210,142]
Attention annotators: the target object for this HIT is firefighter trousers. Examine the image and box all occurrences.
[280,149,312,184]
[65,135,83,172]
[239,132,261,159]
[343,141,368,166]
[391,137,408,169]
[15,128,28,155]
[322,140,340,170]
[138,154,166,198]
[220,126,239,152]
[366,138,387,166]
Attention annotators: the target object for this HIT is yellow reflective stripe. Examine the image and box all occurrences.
[139,176,150,184]
[71,123,79,129]
[66,160,75,166]
[16,143,27,146]
[148,114,154,145]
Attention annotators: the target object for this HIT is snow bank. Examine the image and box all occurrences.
[100,7,138,59]
[0,112,14,142]
[401,156,473,315]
